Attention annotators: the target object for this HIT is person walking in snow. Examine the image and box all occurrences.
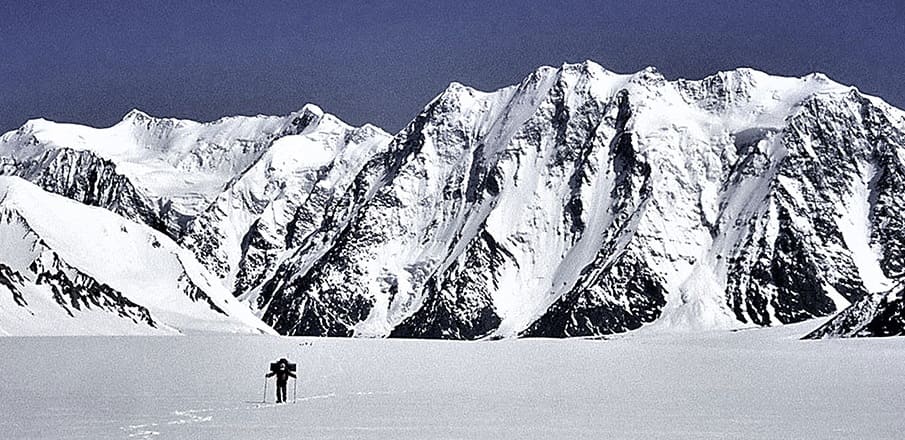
[265,358,296,403]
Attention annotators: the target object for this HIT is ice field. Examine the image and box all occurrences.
[1,320,904,439]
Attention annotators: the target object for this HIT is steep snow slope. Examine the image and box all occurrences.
[256,61,905,338]
[2,60,903,340]
[0,105,393,308]
[0,176,273,335]
[179,107,391,300]
[0,106,326,237]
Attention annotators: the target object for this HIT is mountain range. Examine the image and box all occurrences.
[1,60,903,338]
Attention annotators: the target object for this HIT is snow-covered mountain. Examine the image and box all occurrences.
[0,104,392,308]
[0,176,273,335]
[0,106,328,238]
[2,60,903,338]
[178,107,391,304]
[805,283,905,338]
[254,61,905,338]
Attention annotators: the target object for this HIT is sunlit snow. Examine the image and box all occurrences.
[1,323,903,439]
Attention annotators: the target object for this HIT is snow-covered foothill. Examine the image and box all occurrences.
[0,176,273,335]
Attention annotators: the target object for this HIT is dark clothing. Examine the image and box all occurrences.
[276,381,288,403]
[267,370,296,383]
[266,360,296,403]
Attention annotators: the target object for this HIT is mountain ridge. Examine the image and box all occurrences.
[1,60,903,338]
[0,176,273,335]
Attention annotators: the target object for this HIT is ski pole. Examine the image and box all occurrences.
[293,377,298,403]
[263,377,268,403]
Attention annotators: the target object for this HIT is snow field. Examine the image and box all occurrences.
[1,322,903,439]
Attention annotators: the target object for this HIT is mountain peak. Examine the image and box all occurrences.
[297,103,324,119]
[802,71,835,84]
[554,60,615,83]
[423,81,485,114]
[623,65,666,87]
[560,59,605,72]
[443,81,478,95]
[18,117,54,132]
[282,103,329,135]
[722,66,766,77]
[3,59,905,340]
[122,108,152,123]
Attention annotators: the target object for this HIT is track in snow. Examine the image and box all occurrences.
[1,323,904,439]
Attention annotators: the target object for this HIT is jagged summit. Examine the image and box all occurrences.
[431,81,496,108]
[559,59,614,76]
[1,60,903,338]
[0,101,388,239]
[295,102,325,119]
[110,104,349,133]
[253,60,904,338]
[121,108,152,122]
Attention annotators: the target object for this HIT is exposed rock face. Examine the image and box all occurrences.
[0,107,327,238]
[522,248,668,338]
[178,108,391,303]
[805,284,905,338]
[0,208,155,330]
[29,250,157,327]
[2,61,904,339]
[253,63,905,338]
[2,147,163,228]
[0,177,272,335]
[390,231,505,339]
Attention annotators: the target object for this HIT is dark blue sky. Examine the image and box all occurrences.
[1,0,903,133]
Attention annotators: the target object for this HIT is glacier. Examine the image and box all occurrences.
[2,323,905,439]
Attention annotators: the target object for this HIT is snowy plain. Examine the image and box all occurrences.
[1,320,903,440]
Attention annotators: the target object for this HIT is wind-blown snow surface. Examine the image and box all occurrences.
[1,324,904,439]
[0,177,272,335]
